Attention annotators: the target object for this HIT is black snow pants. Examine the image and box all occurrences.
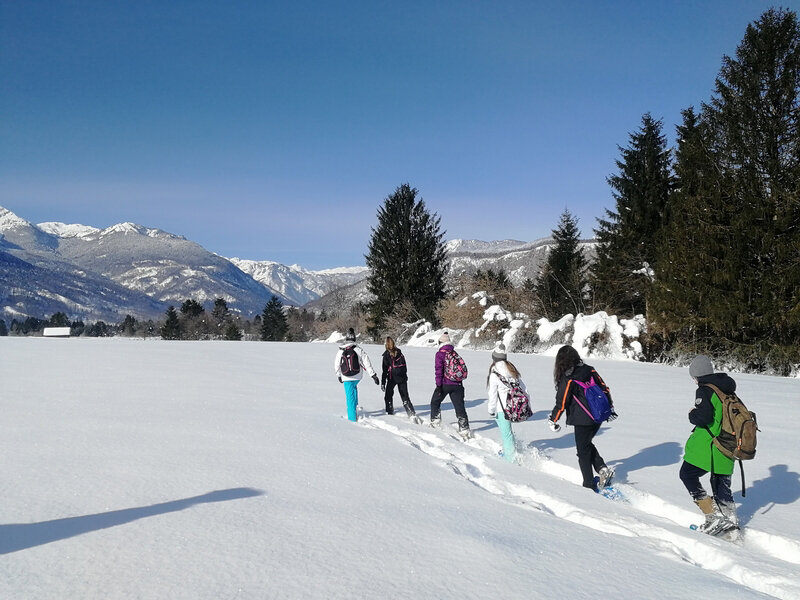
[384,380,416,416]
[574,423,606,489]
[430,384,469,429]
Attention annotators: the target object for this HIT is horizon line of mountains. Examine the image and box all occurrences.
[0,205,589,323]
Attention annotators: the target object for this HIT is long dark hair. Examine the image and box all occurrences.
[553,345,581,385]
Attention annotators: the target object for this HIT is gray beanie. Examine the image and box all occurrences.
[491,344,507,362]
[689,355,713,378]
[438,331,450,344]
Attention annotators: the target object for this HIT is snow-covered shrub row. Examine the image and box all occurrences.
[399,292,645,361]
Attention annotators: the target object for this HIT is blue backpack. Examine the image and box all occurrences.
[572,377,612,423]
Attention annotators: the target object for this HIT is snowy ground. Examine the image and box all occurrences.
[2,338,799,599]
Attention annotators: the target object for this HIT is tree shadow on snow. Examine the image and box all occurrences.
[0,487,264,555]
[609,442,684,484]
[736,464,800,526]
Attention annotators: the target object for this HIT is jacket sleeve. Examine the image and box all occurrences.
[381,352,390,385]
[592,369,613,407]
[334,349,343,377]
[689,386,715,427]
[550,377,571,423]
[487,370,500,415]
[434,351,444,386]
[358,347,377,377]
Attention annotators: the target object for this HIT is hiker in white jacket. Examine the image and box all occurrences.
[334,328,379,421]
[487,344,526,463]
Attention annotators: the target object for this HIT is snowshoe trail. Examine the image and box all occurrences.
[360,414,800,600]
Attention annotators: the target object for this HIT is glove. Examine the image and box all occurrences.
[608,410,619,422]
[436,386,443,397]
[381,383,386,392]
[338,376,342,383]
[372,374,380,385]
[548,418,561,432]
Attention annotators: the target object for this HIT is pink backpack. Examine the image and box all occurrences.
[443,350,468,382]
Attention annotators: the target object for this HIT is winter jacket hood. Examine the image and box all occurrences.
[696,372,736,395]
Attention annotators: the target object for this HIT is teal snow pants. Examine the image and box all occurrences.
[495,410,516,462]
[343,380,360,422]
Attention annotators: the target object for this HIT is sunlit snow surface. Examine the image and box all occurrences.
[2,338,798,599]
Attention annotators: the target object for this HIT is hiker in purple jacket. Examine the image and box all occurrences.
[430,331,472,439]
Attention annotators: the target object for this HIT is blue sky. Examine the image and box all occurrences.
[2,1,795,270]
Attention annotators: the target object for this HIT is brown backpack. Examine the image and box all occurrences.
[703,383,758,461]
[703,383,759,496]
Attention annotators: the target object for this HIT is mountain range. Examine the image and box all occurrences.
[0,205,592,323]
[0,206,366,322]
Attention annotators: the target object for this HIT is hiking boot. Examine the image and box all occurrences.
[695,497,736,536]
[430,416,441,428]
[717,500,739,528]
[699,512,736,536]
[457,423,473,440]
[597,466,615,489]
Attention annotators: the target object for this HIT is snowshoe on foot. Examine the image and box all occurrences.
[410,414,423,425]
[430,416,441,428]
[457,426,473,440]
[596,466,615,489]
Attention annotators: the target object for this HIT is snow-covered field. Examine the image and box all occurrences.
[2,338,799,599]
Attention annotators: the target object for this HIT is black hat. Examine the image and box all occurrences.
[345,328,356,342]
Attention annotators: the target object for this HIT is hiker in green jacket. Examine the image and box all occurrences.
[679,355,738,536]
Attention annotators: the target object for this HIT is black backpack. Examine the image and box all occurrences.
[340,347,360,377]
[389,352,407,380]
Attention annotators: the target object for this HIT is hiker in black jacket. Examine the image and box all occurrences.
[549,345,617,491]
[381,337,422,423]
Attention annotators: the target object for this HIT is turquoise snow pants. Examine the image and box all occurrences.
[495,411,516,462]
[343,380,360,422]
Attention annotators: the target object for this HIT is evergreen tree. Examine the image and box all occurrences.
[592,113,673,317]
[211,298,230,328]
[654,8,800,369]
[70,320,85,336]
[651,108,720,340]
[161,306,181,340]
[260,295,288,341]
[365,183,448,330]
[180,299,205,318]
[223,322,243,341]
[119,315,137,336]
[0,319,7,336]
[49,312,71,327]
[536,210,587,319]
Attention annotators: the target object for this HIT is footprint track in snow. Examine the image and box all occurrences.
[361,415,800,600]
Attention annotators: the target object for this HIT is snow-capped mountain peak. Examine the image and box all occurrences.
[98,222,183,240]
[0,206,33,231]
[37,222,101,239]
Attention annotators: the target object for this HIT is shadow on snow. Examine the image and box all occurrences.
[0,487,264,555]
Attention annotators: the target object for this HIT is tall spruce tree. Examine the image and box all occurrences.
[365,184,448,330]
[535,210,587,319]
[260,295,288,341]
[653,8,800,369]
[592,113,673,317]
[160,306,181,340]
